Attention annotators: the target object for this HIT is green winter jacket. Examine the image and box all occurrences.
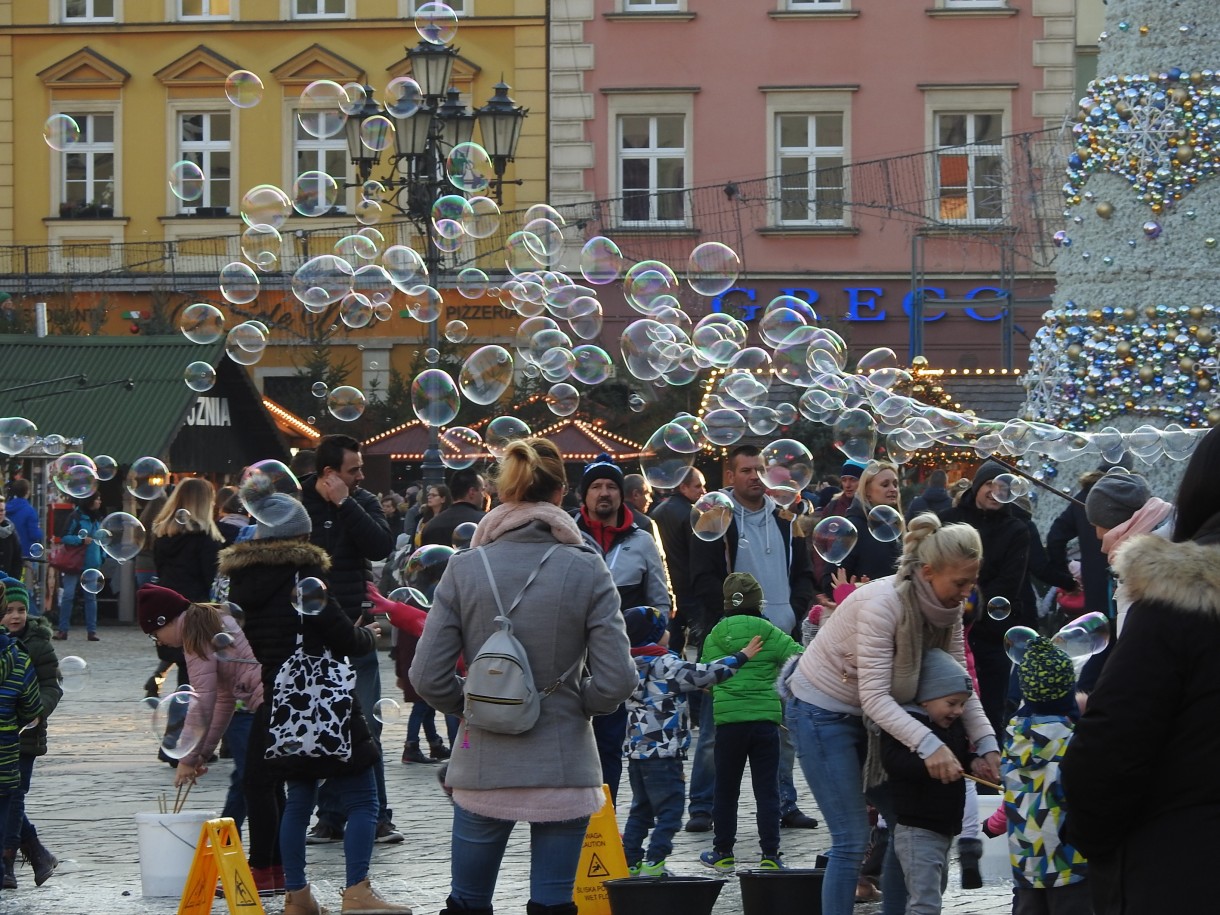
[701,613,801,725]
[15,617,61,757]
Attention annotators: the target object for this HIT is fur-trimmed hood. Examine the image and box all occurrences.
[217,538,331,574]
[1113,534,1220,616]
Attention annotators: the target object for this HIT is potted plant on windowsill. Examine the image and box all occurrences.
[58,198,114,219]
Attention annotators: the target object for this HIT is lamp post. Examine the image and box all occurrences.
[342,41,527,487]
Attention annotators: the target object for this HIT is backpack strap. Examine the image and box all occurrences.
[474,543,584,696]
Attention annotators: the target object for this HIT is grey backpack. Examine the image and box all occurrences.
[463,544,582,735]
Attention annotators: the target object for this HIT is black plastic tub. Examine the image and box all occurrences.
[738,867,825,915]
[604,875,727,915]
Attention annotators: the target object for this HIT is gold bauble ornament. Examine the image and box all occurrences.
[1180,357,1197,373]
[1067,344,1083,360]
[1197,328,1215,346]
[1189,306,1204,320]
[1177,145,1195,163]
[1116,341,1132,358]
[1095,201,1115,219]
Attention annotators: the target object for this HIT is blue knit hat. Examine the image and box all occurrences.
[623,606,667,646]
[581,453,624,497]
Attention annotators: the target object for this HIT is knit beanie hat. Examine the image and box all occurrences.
[255,494,312,540]
[723,572,763,615]
[1085,471,1151,530]
[623,606,667,647]
[580,453,625,498]
[915,648,973,703]
[972,459,1007,489]
[1018,637,1075,705]
[839,461,867,480]
[3,580,28,610]
[137,583,191,635]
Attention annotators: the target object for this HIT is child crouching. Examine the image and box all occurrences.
[880,649,976,915]
[622,605,761,876]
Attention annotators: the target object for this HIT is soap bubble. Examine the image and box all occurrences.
[406,544,456,584]
[98,512,145,562]
[93,455,118,482]
[327,386,367,421]
[640,424,696,490]
[440,427,484,470]
[80,568,105,595]
[1004,626,1040,664]
[628,393,647,413]
[812,516,858,564]
[452,522,477,549]
[154,688,206,761]
[856,346,899,375]
[405,285,443,323]
[459,346,514,406]
[760,439,814,495]
[444,320,470,343]
[387,587,432,610]
[986,596,1011,621]
[225,70,264,108]
[465,195,502,239]
[59,655,89,695]
[571,345,613,385]
[703,409,747,446]
[0,418,37,456]
[179,303,225,344]
[447,142,493,194]
[867,505,903,543]
[690,491,734,542]
[339,292,374,329]
[183,361,216,392]
[292,577,328,616]
[43,114,80,151]
[990,472,1031,504]
[42,434,66,457]
[485,416,530,459]
[545,383,580,416]
[168,160,205,202]
[415,1,459,44]
[833,409,878,463]
[424,348,440,364]
[225,322,267,366]
[28,544,44,560]
[311,381,328,398]
[411,369,460,426]
[219,262,260,305]
[384,76,424,119]
[51,453,98,499]
[240,184,293,229]
[297,79,347,140]
[359,115,395,153]
[686,242,741,297]
[126,456,170,500]
[1052,612,1110,659]
[373,698,402,725]
[292,170,339,218]
[623,260,680,315]
[238,460,303,525]
[456,268,489,300]
[580,236,624,285]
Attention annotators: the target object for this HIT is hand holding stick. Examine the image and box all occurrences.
[964,772,1002,792]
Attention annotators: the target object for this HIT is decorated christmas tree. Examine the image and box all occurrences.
[1023,0,1220,496]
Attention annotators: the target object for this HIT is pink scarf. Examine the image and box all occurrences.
[1101,497,1174,557]
[470,500,584,547]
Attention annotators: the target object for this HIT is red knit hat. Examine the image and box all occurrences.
[137,584,191,634]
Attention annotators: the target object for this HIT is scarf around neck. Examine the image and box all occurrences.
[470,500,584,548]
[888,572,960,705]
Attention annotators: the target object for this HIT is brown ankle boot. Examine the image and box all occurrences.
[284,884,329,915]
[340,877,412,914]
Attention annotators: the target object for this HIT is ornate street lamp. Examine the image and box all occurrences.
[475,82,527,204]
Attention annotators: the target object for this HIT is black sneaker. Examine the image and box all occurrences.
[684,814,713,833]
[306,823,344,845]
[375,821,404,844]
[781,810,819,829]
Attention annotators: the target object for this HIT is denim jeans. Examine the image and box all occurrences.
[893,824,950,915]
[778,720,798,815]
[317,651,390,827]
[282,767,377,891]
[449,804,589,907]
[407,701,440,744]
[788,697,871,915]
[866,780,909,915]
[221,711,253,832]
[687,694,715,818]
[591,704,628,806]
[712,720,781,857]
[57,572,96,634]
[623,757,685,865]
[3,755,35,849]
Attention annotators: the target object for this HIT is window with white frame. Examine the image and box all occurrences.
[776,113,845,224]
[292,0,348,17]
[63,0,116,20]
[623,0,682,11]
[61,112,116,215]
[179,0,231,17]
[935,112,1004,222]
[404,0,467,13]
[618,114,686,225]
[177,112,232,214]
[293,116,348,213]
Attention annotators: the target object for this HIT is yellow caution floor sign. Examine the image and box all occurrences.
[574,786,630,915]
[178,817,266,915]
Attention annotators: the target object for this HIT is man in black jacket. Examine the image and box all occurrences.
[419,469,486,547]
[300,435,401,845]
[650,468,706,655]
[906,469,954,520]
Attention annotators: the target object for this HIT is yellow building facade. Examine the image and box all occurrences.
[0,0,545,399]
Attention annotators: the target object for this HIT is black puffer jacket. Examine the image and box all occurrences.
[299,476,393,621]
[651,493,696,604]
[218,536,378,779]
[153,530,222,602]
[16,616,60,757]
[1061,515,1220,914]
[905,486,954,521]
[938,462,1031,638]
[820,498,902,593]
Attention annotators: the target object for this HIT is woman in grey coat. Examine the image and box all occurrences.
[410,437,636,915]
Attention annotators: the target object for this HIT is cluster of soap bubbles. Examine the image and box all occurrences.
[1004,611,1110,664]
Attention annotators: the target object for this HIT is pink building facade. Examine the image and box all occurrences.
[549,0,1083,369]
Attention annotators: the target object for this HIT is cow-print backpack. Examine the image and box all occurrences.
[265,627,356,762]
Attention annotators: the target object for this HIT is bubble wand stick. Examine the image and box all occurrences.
[963,773,1002,792]
[986,457,1087,509]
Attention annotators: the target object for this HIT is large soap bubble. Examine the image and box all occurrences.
[812,516,858,565]
[154,687,207,761]
[179,303,225,344]
[327,386,367,421]
[59,655,89,694]
[1052,612,1110,659]
[459,346,514,406]
[440,427,484,470]
[640,424,695,490]
[292,577,329,616]
[485,416,530,459]
[51,453,98,499]
[686,242,740,297]
[126,456,170,500]
[760,439,814,496]
[0,418,37,456]
[99,512,146,562]
[412,369,460,427]
[239,461,303,525]
[833,409,878,463]
[690,491,734,542]
[866,505,903,543]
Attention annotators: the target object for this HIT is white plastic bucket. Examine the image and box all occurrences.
[134,810,216,897]
[974,795,1012,884]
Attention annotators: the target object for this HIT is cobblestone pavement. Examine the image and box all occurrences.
[0,626,1015,914]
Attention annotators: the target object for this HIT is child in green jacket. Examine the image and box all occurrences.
[699,572,802,872]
